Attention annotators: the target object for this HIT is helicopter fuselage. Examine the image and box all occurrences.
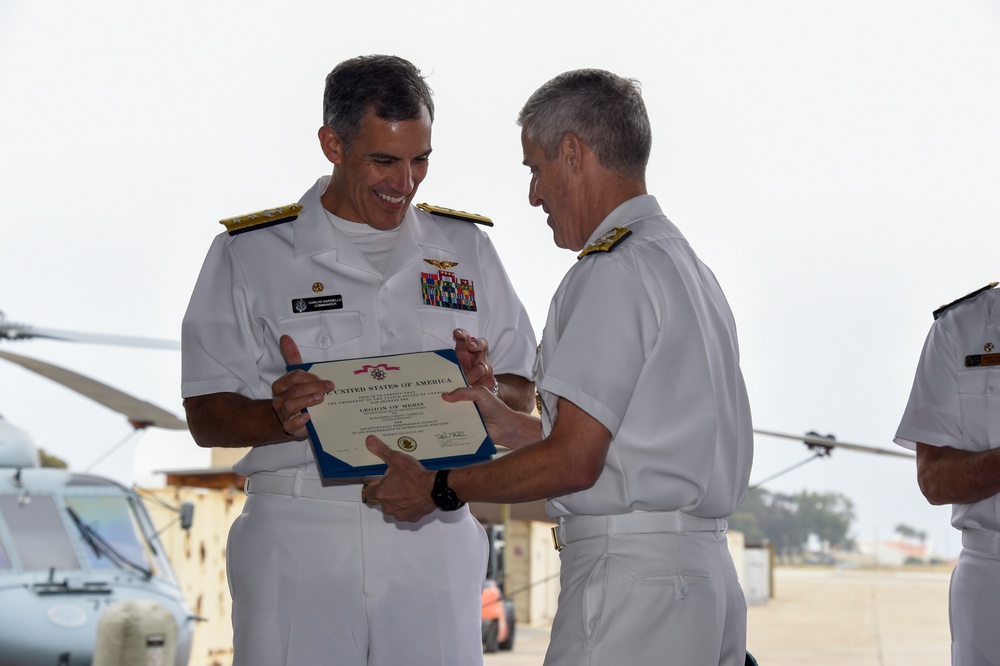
[0,467,194,666]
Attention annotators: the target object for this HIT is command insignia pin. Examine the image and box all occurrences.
[312,282,324,293]
[987,343,995,352]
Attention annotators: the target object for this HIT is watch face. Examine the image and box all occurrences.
[432,469,464,511]
[437,491,461,511]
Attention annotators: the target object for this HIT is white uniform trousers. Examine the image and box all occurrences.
[951,532,1000,666]
[228,473,487,666]
[543,528,746,666]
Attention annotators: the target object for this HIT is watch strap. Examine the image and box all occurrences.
[431,469,465,511]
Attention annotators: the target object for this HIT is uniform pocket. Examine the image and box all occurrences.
[634,569,713,600]
[581,554,609,645]
[958,368,999,448]
[278,312,364,357]
[416,307,478,349]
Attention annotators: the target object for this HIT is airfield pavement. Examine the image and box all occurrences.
[483,565,954,666]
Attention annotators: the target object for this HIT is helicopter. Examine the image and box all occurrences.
[748,428,913,491]
[753,428,913,459]
[0,313,196,666]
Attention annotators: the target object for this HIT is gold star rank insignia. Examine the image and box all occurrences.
[220,204,303,236]
[416,203,494,227]
[577,227,632,259]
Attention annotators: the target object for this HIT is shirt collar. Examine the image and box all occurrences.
[291,176,456,266]
[988,290,1000,329]
[582,194,672,247]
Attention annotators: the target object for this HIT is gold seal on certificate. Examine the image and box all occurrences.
[287,349,495,478]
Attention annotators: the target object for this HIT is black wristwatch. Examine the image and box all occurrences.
[431,469,465,511]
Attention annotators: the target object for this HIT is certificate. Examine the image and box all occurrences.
[289,349,495,478]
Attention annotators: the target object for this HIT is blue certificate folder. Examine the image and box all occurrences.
[287,348,496,478]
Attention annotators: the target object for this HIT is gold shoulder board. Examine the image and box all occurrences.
[933,282,999,320]
[577,227,632,260]
[416,202,494,227]
[220,204,303,236]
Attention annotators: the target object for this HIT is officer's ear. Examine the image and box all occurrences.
[559,132,585,175]
[318,126,347,165]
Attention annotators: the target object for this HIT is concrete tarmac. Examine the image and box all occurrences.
[484,565,953,666]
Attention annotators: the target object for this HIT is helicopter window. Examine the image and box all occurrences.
[0,495,81,570]
[63,496,157,575]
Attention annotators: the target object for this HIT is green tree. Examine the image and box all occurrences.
[731,487,856,560]
[38,448,68,469]
[795,491,854,550]
[729,488,766,542]
[895,523,927,544]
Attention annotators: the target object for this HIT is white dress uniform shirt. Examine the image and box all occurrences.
[182,176,536,475]
[895,286,1000,534]
[535,194,752,666]
[537,194,753,520]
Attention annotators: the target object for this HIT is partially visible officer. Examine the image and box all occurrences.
[181,54,536,666]
[896,281,1000,666]
[366,68,753,666]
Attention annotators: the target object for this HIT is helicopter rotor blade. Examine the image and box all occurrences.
[753,428,914,459]
[0,350,187,431]
[0,320,178,350]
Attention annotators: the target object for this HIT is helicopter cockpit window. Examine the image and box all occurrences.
[0,495,81,570]
[63,496,159,577]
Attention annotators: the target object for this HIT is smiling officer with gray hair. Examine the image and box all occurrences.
[367,68,754,666]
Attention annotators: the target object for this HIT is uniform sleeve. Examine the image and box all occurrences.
[894,318,963,451]
[540,256,654,436]
[181,235,268,399]
[476,233,537,379]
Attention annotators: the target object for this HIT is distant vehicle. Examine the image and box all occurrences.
[802,552,839,566]
[481,523,515,653]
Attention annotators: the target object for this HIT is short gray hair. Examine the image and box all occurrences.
[518,69,651,181]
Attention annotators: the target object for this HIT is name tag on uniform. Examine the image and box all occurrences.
[965,353,1000,367]
[291,296,343,314]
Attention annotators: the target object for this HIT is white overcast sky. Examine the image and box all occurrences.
[2,1,999,558]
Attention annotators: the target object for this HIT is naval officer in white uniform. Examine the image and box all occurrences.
[182,55,536,666]
[896,282,1000,666]
[366,68,753,666]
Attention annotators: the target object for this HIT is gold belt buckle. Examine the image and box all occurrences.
[551,526,563,552]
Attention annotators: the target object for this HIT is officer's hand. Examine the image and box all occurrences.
[271,334,334,438]
[441,385,514,445]
[453,328,496,391]
[364,436,437,522]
